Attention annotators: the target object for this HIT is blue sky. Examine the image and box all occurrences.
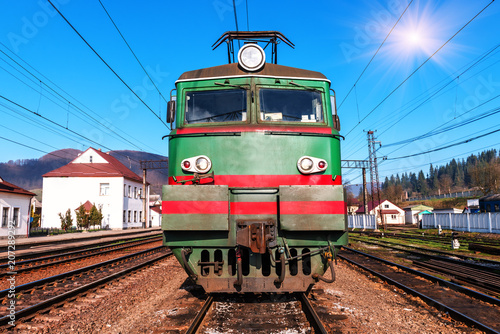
[0,0,499,186]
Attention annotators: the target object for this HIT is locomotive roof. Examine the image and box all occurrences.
[177,63,329,83]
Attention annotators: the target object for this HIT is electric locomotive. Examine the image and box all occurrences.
[162,32,347,293]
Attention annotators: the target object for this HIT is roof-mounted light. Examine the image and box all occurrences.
[238,44,266,72]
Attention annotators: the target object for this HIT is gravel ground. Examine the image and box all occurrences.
[7,256,485,333]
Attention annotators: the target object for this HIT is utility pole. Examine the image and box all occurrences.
[366,130,384,230]
[139,159,169,228]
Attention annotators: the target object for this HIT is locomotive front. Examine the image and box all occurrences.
[162,32,347,293]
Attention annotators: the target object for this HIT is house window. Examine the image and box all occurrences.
[2,207,9,227]
[134,211,137,222]
[486,204,491,212]
[90,155,93,163]
[128,186,132,198]
[384,204,389,208]
[495,204,499,212]
[123,210,126,223]
[134,187,138,199]
[128,210,131,223]
[139,211,142,222]
[391,214,396,219]
[124,185,127,197]
[100,183,110,196]
[138,188,142,199]
[13,208,20,227]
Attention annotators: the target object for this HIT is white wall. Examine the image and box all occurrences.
[0,192,32,237]
[122,180,145,229]
[42,176,145,229]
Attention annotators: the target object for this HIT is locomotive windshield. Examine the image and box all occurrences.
[259,88,324,123]
[185,89,247,124]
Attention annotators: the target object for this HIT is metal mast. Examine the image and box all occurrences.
[367,130,384,229]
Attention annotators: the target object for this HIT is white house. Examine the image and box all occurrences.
[402,204,434,224]
[0,177,35,238]
[356,199,405,225]
[42,147,149,230]
[150,206,161,227]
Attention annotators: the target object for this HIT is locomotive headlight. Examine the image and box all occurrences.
[297,156,328,174]
[299,157,314,171]
[195,157,210,172]
[181,155,212,173]
[238,44,266,72]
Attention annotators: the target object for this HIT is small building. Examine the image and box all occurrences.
[42,147,149,230]
[0,177,35,238]
[150,206,162,227]
[432,208,462,214]
[479,194,500,213]
[402,204,434,225]
[355,200,405,225]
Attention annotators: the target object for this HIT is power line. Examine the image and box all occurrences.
[97,0,169,106]
[337,0,414,111]
[343,0,495,138]
[341,29,500,160]
[232,0,241,48]
[47,0,170,129]
[386,126,500,161]
[245,0,249,31]
[0,43,161,154]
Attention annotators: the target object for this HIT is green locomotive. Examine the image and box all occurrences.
[162,32,347,293]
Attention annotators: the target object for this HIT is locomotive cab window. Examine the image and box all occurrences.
[258,88,324,123]
[185,89,247,124]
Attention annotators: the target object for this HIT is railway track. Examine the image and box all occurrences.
[0,235,163,278]
[350,237,500,296]
[185,293,330,334]
[0,232,163,262]
[339,246,500,334]
[0,245,171,326]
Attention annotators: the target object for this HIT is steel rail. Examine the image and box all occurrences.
[342,246,500,306]
[0,248,170,326]
[298,293,329,334]
[340,247,500,334]
[185,295,214,334]
[0,246,167,300]
[0,236,163,275]
[350,235,500,266]
[0,232,162,262]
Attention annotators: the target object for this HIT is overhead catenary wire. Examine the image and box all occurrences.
[0,43,163,154]
[97,0,169,106]
[341,42,500,160]
[47,0,170,129]
[337,0,414,112]
[343,0,496,138]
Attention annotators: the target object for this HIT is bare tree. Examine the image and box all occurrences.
[469,162,500,195]
[439,174,453,194]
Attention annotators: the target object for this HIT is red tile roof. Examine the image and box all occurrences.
[76,200,94,212]
[151,206,162,214]
[0,177,36,197]
[43,148,143,183]
[380,210,401,215]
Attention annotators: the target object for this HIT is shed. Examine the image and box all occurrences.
[479,194,500,213]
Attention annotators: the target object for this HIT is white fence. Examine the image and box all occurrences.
[422,213,500,233]
[348,215,377,230]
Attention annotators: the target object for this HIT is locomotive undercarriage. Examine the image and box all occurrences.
[177,245,334,293]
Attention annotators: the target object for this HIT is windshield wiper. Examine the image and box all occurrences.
[289,81,322,93]
[214,82,248,90]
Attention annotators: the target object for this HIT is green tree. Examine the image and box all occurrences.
[89,204,103,228]
[58,209,73,231]
[75,204,89,229]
